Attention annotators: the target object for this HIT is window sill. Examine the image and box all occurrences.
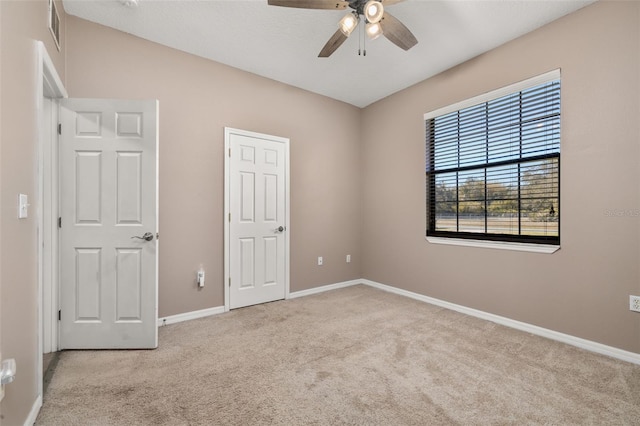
[426,237,560,254]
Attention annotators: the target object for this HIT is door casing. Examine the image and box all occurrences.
[224,127,291,311]
[37,40,67,405]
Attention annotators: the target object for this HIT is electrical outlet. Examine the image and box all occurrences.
[317,256,323,266]
[197,269,205,288]
[346,254,351,263]
[630,295,640,312]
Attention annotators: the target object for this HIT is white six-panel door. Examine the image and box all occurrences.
[59,99,158,349]
[225,128,289,310]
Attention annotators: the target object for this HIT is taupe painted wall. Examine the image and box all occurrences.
[65,16,363,318]
[361,0,640,353]
[2,1,639,424]
[0,1,66,424]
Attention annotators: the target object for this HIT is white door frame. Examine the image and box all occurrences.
[36,41,67,400]
[40,96,57,353]
[223,127,291,312]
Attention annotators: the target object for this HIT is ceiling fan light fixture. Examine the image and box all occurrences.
[365,22,383,40]
[339,12,359,36]
[364,0,384,24]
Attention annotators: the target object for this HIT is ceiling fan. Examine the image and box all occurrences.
[267,0,418,57]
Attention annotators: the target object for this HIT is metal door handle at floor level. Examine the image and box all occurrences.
[131,232,154,241]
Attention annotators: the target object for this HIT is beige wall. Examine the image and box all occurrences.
[65,16,363,318]
[361,0,640,353]
[0,0,66,424]
[2,1,639,424]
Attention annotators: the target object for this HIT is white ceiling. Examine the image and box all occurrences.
[62,0,596,108]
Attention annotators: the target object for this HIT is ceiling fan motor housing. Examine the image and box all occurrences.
[349,0,383,23]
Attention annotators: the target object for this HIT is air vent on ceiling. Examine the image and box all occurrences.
[48,0,60,51]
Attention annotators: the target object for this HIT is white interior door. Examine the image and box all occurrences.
[59,99,158,349]
[225,128,289,310]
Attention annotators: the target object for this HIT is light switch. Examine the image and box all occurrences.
[18,194,29,219]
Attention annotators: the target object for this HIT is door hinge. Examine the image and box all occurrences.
[229,277,231,287]
[58,310,61,321]
[58,123,62,135]
[228,213,231,222]
[58,217,62,228]
[228,148,231,157]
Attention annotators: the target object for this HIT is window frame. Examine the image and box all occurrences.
[424,70,561,252]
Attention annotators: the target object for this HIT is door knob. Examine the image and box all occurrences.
[131,232,154,241]
[275,226,285,233]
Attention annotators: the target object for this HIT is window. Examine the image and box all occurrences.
[425,71,560,246]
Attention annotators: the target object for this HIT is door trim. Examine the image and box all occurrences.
[223,127,290,312]
[36,40,67,402]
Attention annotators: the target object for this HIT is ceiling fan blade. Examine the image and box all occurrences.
[318,29,348,57]
[381,0,405,5]
[380,11,418,51]
[267,0,348,10]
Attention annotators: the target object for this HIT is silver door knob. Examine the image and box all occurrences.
[131,232,154,241]
[275,226,285,233]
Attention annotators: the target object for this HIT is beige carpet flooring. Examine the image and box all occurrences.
[36,285,640,425]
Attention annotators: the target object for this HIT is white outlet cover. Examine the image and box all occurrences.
[629,295,640,312]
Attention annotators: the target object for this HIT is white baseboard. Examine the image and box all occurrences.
[158,306,225,327]
[158,279,363,327]
[24,394,42,426]
[288,279,361,299]
[361,279,640,365]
